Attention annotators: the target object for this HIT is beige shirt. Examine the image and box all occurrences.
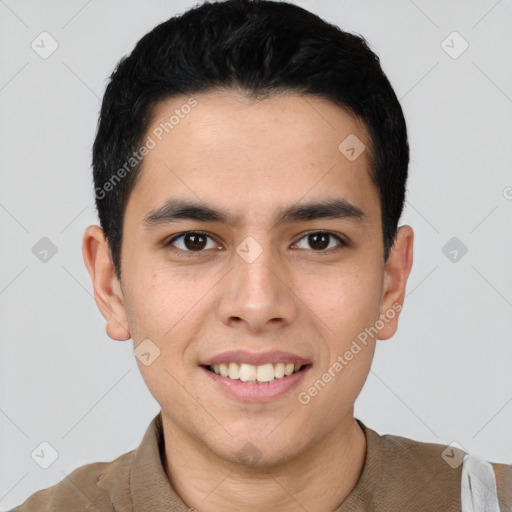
[13,411,512,511]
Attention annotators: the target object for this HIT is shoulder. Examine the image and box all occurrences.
[370,426,512,511]
[12,449,135,512]
[378,430,466,479]
[366,427,465,510]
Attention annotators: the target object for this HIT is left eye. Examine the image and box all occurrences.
[294,231,345,251]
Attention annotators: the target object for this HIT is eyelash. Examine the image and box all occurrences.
[164,230,347,257]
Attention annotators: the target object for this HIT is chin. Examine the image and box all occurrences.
[223,446,297,469]
[210,431,308,469]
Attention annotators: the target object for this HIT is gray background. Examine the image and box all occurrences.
[1,0,511,508]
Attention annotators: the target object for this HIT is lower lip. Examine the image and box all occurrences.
[200,365,312,402]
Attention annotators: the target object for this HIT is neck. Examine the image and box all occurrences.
[162,413,367,512]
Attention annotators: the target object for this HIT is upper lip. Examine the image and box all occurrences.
[200,350,311,367]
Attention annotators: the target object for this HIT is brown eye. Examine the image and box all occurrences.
[294,231,345,251]
[183,233,207,251]
[166,231,219,253]
[308,233,329,250]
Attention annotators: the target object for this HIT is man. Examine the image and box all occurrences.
[13,0,511,510]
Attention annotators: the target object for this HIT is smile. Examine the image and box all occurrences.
[206,362,308,383]
[200,363,312,402]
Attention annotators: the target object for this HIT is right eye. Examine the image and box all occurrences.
[165,231,222,256]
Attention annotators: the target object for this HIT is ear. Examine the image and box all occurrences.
[377,225,414,340]
[82,225,131,341]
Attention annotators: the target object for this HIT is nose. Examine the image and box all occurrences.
[216,241,298,334]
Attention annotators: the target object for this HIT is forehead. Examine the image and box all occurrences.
[125,90,380,227]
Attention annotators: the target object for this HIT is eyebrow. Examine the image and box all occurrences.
[142,197,367,229]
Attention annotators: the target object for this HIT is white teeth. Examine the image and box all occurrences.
[219,363,229,377]
[274,362,285,379]
[228,362,239,380]
[239,363,257,382]
[208,362,305,383]
[256,363,274,383]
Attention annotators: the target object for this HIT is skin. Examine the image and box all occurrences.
[83,91,414,511]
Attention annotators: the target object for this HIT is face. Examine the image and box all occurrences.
[84,90,413,467]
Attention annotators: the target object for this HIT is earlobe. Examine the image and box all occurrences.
[82,225,131,341]
[377,225,414,340]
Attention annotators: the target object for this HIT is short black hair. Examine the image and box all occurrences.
[92,0,409,281]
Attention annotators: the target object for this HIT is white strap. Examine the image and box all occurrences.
[461,454,501,512]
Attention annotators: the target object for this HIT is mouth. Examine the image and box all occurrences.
[199,357,312,402]
[199,350,313,401]
[201,362,311,384]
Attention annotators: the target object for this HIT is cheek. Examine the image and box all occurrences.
[295,262,383,390]
[297,262,383,333]
[122,265,216,385]
[122,262,197,342]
